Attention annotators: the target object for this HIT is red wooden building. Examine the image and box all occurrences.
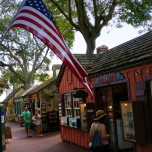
[56,32,152,152]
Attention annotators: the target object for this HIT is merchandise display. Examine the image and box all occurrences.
[68,117,80,128]
[48,111,59,124]
[60,116,68,126]
[120,102,135,142]
[41,103,47,123]
[80,103,88,131]
[64,94,72,117]
[73,97,80,118]
[62,93,94,131]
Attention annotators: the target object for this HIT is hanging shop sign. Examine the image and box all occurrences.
[94,72,124,85]
[32,94,37,99]
[73,90,88,98]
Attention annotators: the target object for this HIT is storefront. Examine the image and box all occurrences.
[27,78,60,132]
[57,56,97,148]
[93,72,134,151]
[57,32,152,152]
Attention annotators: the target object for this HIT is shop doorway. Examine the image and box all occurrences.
[96,82,133,152]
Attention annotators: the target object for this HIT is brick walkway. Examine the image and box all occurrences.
[4,121,88,152]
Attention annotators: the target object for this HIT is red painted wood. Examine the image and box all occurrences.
[84,132,89,148]
[142,143,150,152]
[66,127,70,142]
[77,130,81,146]
[136,143,142,152]
[79,131,83,147]
[69,128,72,143]
[59,63,152,152]
[149,143,152,152]
[62,126,65,140]
[75,129,78,145]
[71,129,74,143]
[60,126,63,139]
[63,126,67,141]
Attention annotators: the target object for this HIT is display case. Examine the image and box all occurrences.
[120,102,135,142]
[68,117,80,128]
[41,103,47,123]
[80,103,87,131]
[116,119,133,150]
[73,97,83,118]
[120,101,147,143]
[64,94,72,117]
[80,103,95,131]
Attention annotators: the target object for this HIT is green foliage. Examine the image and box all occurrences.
[46,0,152,54]
[44,0,75,48]
[0,0,75,89]
[44,89,54,102]
[118,0,152,30]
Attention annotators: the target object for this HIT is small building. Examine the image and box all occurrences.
[56,32,152,152]
[26,64,61,132]
[14,85,38,123]
[2,87,24,121]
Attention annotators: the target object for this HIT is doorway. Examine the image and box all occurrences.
[97,82,133,152]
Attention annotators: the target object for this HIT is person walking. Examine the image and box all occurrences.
[89,110,110,152]
[34,108,43,137]
[21,106,32,137]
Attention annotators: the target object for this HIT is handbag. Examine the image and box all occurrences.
[32,116,36,121]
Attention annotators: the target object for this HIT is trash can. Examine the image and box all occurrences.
[0,104,6,151]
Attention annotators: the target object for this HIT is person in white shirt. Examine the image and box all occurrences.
[35,108,43,137]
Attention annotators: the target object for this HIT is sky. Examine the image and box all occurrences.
[51,23,143,65]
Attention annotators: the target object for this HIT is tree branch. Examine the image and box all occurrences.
[99,0,117,29]
[50,0,79,30]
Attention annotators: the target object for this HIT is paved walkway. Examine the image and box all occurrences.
[4,121,88,152]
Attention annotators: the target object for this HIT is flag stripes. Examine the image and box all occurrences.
[9,0,93,98]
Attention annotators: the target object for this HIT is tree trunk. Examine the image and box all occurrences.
[80,27,100,54]
[81,33,97,55]
[85,37,96,55]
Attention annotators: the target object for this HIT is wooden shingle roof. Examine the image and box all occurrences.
[74,54,100,72]
[28,77,57,95]
[2,87,24,103]
[15,85,38,98]
[88,31,152,76]
[56,54,100,87]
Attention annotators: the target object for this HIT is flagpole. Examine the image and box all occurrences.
[0,0,26,43]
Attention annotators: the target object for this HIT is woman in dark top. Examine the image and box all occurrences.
[90,110,110,152]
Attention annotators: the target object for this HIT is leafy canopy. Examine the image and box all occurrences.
[46,0,152,54]
[0,0,75,89]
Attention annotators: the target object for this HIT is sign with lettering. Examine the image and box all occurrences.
[94,72,124,85]
[32,94,37,99]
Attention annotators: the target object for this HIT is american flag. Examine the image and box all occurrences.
[9,0,93,99]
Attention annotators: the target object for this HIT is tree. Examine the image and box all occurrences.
[0,0,75,89]
[46,0,152,54]
[0,28,52,89]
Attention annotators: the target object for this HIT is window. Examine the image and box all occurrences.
[15,102,22,115]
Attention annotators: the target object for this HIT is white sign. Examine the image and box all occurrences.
[87,109,94,112]
[1,116,4,123]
